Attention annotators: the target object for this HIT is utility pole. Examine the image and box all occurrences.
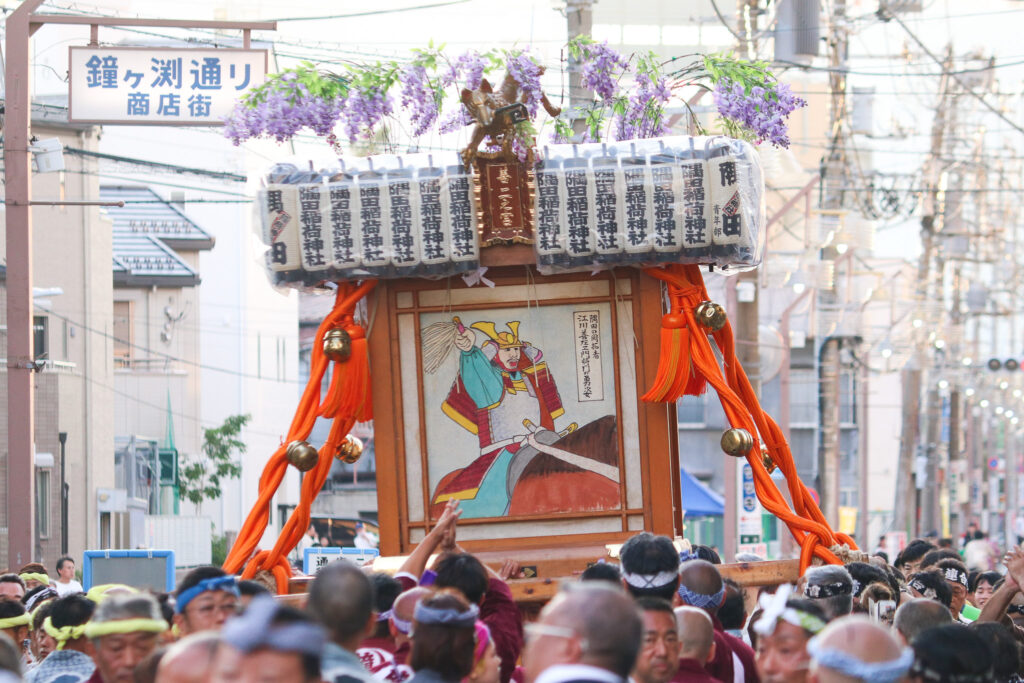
[565,0,593,135]
[893,47,954,538]
[816,0,848,531]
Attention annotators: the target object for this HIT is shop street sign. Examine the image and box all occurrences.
[69,47,266,124]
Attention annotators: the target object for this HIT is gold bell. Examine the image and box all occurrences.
[695,301,727,332]
[761,447,776,473]
[323,328,352,362]
[336,435,364,464]
[720,428,754,457]
[286,440,320,472]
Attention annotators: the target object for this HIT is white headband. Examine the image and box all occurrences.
[622,570,677,589]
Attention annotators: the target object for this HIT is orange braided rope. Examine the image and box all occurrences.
[642,265,855,574]
[223,281,377,592]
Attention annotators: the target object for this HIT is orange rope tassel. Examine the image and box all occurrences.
[223,281,377,592]
[642,265,852,574]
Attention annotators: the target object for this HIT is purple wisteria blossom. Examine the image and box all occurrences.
[399,65,438,137]
[712,78,806,148]
[613,69,671,140]
[223,71,344,146]
[445,51,486,90]
[341,86,393,143]
[438,107,474,133]
[576,41,629,101]
[506,51,545,116]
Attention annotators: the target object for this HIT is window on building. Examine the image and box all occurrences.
[113,301,134,367]
[36,469,50,538]
[790,368,818,425]
[677,394,707,426]
[33,316,48,360]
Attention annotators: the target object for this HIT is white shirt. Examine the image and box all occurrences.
[54,579,83,596]
[535,664,625,683]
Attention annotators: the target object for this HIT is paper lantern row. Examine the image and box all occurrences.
[533,137,764,273]
[257,163,480,287]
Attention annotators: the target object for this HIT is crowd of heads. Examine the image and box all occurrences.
[4,520,1024,683]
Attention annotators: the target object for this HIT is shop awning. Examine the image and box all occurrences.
[680,468,725,516]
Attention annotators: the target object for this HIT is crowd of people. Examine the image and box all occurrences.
[1,505,1022,683]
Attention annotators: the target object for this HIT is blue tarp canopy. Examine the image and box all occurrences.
[680,468,725,516]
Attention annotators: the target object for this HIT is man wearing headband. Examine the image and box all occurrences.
[619,533,680,603]
[904,572,952,609]
[932,559,972,622]
[0,600,31,670]
[0,575,25,602]
[677,559,757,683]
[800,566,853,622]
[24,594,96,683]
[215,596,326,683]
[53,557,83,598]
[631,598,680,683]
[672,607,719,683]
[172,567,239,636]
[408,592,480,683]
[86,593,167,683]
[523,583,642,683]
[906,624,992,683]
[19,564,51,592]
[752,586,827,683]
[360,586,431,680]
[308,561,375,683]
[806,616,912,683]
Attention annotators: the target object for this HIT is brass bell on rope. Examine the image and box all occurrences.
[761,447,776,474]
[721,428,754,457]
[323,328,352,362]
[695,301,727,331]
[336,435,364,464]
[286,440,320,472]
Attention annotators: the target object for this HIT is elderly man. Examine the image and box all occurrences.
[801,566,853,622]
[86,593,167,683]
[155,632,220,683]
[357,585,431,681]
[25,594,96,683]
[673,607,721,683]
[172,567,239,636]
[522,583,642,683]
[631,598,679,683]
[214,596,326,683]
[806,616,912,683]
[677,560,757,683]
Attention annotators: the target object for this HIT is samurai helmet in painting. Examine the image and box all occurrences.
[471,321,529,349]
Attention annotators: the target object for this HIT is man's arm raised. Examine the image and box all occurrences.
[395,499,462,587]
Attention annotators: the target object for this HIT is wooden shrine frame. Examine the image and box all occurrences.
[369,265,684,556]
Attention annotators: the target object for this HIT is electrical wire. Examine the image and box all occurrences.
[265,0,471,22]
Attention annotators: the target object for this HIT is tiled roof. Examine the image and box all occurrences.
[102,185,213,287]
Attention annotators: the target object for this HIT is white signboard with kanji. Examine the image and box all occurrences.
[69,47,267,125]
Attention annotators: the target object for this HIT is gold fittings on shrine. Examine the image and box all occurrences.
[336,435,364,464]
[695,301,727,332]
[286,440,320,472]
[761,447,776,473]
[720,428,754,457]
[323,328,352,362]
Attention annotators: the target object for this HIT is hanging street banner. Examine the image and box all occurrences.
[68,47,267,125]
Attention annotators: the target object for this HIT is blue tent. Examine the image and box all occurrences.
[680,468,725,516]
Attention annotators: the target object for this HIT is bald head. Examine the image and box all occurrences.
[393,586,432,623]
[156,632,219,683]
[892,598,952,644]
[674,606,714,663]
[543,584,643,677]
[677,561,723,614]
[809,617,907,683]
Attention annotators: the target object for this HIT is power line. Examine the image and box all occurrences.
[39,305,305,385]
[266,0,471,22]
[63,147,247,183]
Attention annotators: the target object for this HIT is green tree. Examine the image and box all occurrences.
[180,414,250,513]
